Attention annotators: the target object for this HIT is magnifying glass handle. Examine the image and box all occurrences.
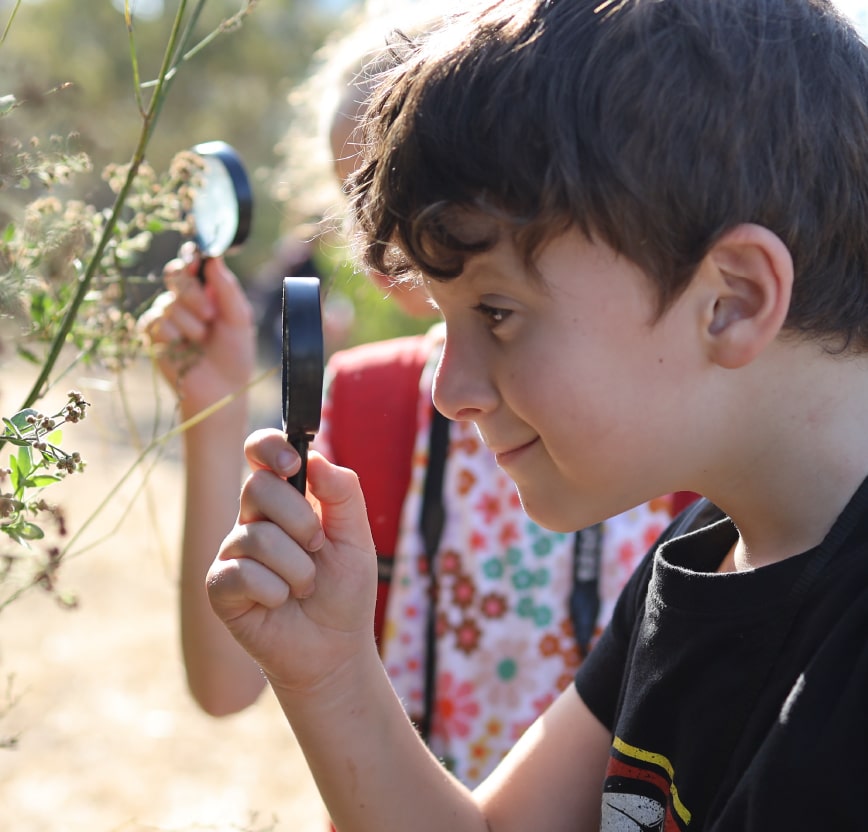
[287,433,313,494]
[196,255,209,283]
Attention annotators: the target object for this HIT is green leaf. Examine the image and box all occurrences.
[8,452,19,492]
[16,522,44,540]
[16,445,32,478]
[29,475,61,487]
[15,346,41,365]
[3,222,15,243]
[9,409,39,433]
[1,525,23,544]
[1,436,30,448]
[2,417,21,436]
[55,591,78,609]
[46,429,63,446]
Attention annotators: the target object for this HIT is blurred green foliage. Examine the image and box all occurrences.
[0,0,431,347]
[0,0,331,273]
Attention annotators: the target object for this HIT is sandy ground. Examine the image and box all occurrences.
[0,357,327,832]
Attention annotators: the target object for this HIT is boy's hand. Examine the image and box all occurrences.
[138,243,256,414]
[207,429,378,694]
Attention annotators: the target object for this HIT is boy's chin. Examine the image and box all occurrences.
[515,485,609,534]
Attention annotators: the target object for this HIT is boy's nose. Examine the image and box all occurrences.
[432,337,498,422]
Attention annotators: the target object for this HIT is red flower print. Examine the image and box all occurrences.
[457,467,477,495]
[539,633,561,657]
[453,617,482,654]
[475,493,501,524]
[433,672,480,741]
[480,592,508,619]
[619,540,637,570]
[441,549,462,575]
[556,671,576,691]
[562,644,581,669]
[452,574,476,609]
[470,738,491,762]
[452,431,481,455]
[540,618,581,667]
[470,530,487,552]
[499,522,519,547]
[643,523,665,549]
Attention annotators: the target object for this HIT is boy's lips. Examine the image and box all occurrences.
[492,436,539,467]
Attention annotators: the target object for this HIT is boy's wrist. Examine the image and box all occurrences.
[267,635,383,715]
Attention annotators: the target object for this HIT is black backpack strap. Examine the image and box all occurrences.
[420,409,450,561]
[417,408,451,743]
[571,523,604,658]
[570,498,717,660]
[376,556,395,583]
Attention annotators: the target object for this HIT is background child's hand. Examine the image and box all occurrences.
[138,243,256,415]
[207,429,378,693]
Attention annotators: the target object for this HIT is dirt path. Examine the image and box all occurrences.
[0,358,326,831]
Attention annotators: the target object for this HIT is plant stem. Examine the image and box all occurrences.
[10,0,192,425]
[0,0,22,48]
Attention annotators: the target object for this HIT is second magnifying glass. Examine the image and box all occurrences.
[190,140,253,279]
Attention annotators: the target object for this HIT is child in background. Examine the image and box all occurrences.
[206,0,868,829]
[140,1,686,790]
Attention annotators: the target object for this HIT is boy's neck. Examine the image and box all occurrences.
[700,342,868,571]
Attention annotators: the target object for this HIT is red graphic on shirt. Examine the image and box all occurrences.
[601,747,691,831]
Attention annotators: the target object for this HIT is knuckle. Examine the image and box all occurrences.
[243,468,276,501]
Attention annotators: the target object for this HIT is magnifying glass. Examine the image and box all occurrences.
[190,140,253,278]
[282,276,324,494]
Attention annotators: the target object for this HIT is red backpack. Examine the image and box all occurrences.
[324,334,431,646]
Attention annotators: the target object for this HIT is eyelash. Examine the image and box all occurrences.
[474,302,511,328]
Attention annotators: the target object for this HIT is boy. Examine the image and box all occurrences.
[207,0,868,828]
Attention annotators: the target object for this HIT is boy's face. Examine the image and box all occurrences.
[426,227,697,532]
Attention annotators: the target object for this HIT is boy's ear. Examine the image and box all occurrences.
[699,224,793,369]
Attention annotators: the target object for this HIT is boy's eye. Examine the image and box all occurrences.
[474,302,511,327]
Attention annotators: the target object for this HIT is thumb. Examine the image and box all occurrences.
[306,452,375,555]
[204,257,254,327]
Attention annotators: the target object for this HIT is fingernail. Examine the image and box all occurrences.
[277,450,294,474]
[308,529,326,552]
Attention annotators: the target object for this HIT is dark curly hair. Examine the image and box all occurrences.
[351,0,868,351]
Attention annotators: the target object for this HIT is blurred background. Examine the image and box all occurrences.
[0,1,430,829]
[0,0,432,352]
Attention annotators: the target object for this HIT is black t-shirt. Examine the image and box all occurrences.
[575,478,868,830]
